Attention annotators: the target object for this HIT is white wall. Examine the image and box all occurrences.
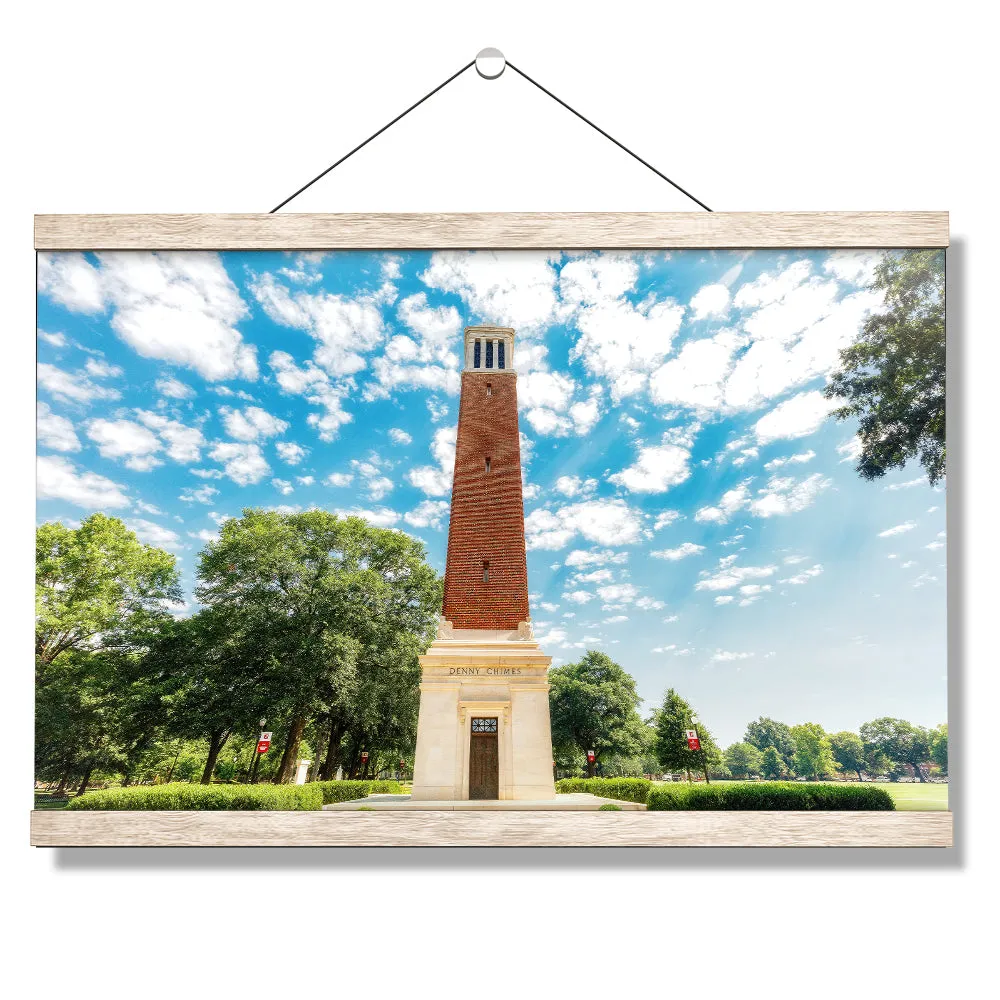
[3,1,994,996]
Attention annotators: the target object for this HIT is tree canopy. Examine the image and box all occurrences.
[825,249,946,485]
[860,717,932,783]
[790,722,836,780]
[652,688,722,780]
[548,651,646,778]
[744,716,796,767]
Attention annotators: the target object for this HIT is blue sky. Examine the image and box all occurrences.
[36,248,947,745]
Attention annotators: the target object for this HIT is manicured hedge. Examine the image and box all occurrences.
[313,779,404,804]
[66,782,323,811]
[646,782,895,811]
[555,777,653,804]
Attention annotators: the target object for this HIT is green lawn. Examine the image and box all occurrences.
[653,780,948,811]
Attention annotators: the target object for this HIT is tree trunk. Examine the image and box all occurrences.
[165,743,182,783]
[275,715,307,784]
[201,729,229,785]
[320,720,346,780]
[856,768,864,781]
[913,762,927,783]
[76,765,94,798]
[55,769,71,796]
[586,759,596,779]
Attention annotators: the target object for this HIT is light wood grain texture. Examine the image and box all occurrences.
[30,810,952,848]
[34,212,949,250]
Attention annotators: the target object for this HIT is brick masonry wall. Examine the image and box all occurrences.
[442,370,530,629]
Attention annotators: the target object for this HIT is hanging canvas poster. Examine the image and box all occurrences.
[31,213,951,846]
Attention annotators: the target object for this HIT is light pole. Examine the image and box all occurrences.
[249,717,266,784]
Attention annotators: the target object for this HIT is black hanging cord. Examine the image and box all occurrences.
[269,56,711,213]
[269,60,476,213]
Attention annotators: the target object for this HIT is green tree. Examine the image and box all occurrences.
[548,651,645,778]
[790,723,836,780]
[829,730,866,781]
[760,746,784,780]
[860,717,932,783]
[36,514,181,665]
[724,741,764,778]
[825,249,946,485]
[195,509,440,783]
[651,689,722,782]
[930,723,948,775]
[743,716,796,768]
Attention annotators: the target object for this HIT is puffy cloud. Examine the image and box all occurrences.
[389,428,413,446]
[37,362,121,405]
[156,376,195,399]
[407,424,457,496]
[754,391,836,444]
[37,402,80,452]
[822,251,880,286]
[525,499,644,550]
[653,510,682,530]
[272,478,294,496]
[85,359,123,379]
[37,455,129,508]
[690,283,731,320]
[404,500,450,530]
[883,476,927,491]
[553,475,597,498]
[421,251,563,333]
[562,590,596,604]
[179,485,219,504]
[126,518,181,549]
[135,410,205,463]
[276,441,307,465]
[351,454,394,501]
[208,442,270,485]
[648,329,744,413]
[268,351,352,442]
[764,450,816,470]
[250,272,385,377]
[38,330,69,347]
[338,507,401,529]
[598,583,639,604]
[749,473,831,518]
[652,542,705,561]
[837,437,862,463]
[695,483,751,524]
[609,440,691,493]
[879,521,917,538]
[714,595,734,606]
[86,418,163,471]
[712,650,754,662]
[325,472,354,488]
[296,475,315,487]
[220,405,289,442]
[38,252,257,381]
[563,549,629,568]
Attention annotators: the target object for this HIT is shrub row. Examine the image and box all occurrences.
[67,782,323,811]
[646,782,895,811]
[313,779,404,805]
[555,777,653,804]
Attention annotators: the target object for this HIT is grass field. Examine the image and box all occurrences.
[655,780,948,811]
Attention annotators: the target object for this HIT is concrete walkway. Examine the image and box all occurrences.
[323,793,645,811]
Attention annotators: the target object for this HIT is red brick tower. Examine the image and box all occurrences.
[441,326,530,630]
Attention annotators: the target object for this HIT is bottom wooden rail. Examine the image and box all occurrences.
[31,810,952,848]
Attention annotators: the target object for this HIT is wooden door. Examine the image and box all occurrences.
[469,718,499,799]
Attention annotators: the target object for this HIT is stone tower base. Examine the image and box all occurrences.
[411,624,555,801]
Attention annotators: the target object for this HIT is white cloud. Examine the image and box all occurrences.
[421,251,562,333]
[883,477,927,491]
[653,510,682,530]
[208,442,270,485]
[272,478,294,496]
[925,541,945,551]
[597,583,639,604]
[389,428,413,446]
[38,330,69,347]
[690,283,731,320]
[635,596,666,610]
[749,473,831,518]
[878,521,917,538]
[84,358,123,379]
[407,424,457,496]
[268,351,351,442]
[609,440,691,493]
[764,450,816,470]
[133,501,163,515]
[38,252,257,381]
[37,455,129,508]
[179,485,219,504]
[712,650,754,662]
[338,507,401,528]
[754,391,836,444]
[404,500,450,530]
[156,376,196,399]
[649,329,744,414]
[296,475,314,486]
[188,529,219,544]
[38,363,121,405]
[426,398,449,423]
[276,441,307,465]
[572,569,614,584]
[553,475,597,498]
[220,405,289,442]
[325,472,354,488]
[126,518,181,549]
[562,590,596,604]
[564,549,630,568]
[603,615,629,624]
[651,542,704,561]
[714,595,734,605]
[86,418,163,471]
[525,498,644,550]
[823,251,879,286]
[351,454,394,501]
[837,437,862,463]
[695,558,777,592]
[250,271,386,377]
[37,402,80,452]
[780,563,824,585]
[135,410,205,463]
[695,483,751,524]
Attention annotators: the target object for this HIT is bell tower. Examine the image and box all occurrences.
[410,325,556,801]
